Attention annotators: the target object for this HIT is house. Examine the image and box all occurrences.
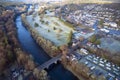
[97,45,101,48]
[87,42,92,47]
[109,22,117,28]
[100,28,109,33]
[80,48,89,55]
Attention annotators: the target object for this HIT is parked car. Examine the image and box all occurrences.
[12,71,19,78]
[90,66,96,70]
[85,61,88,65]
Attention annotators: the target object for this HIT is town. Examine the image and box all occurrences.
[26,2,120,80]
[0,0,120,80]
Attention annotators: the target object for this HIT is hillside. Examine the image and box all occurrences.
[63,0,119,4]
[0,0,119,4]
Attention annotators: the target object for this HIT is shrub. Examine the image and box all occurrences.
[48,29,50,32]
[53,27,56,30]
[34,23,39,27]
[67,30,72,46]
[89,35,97,43]
[95,39,101,45]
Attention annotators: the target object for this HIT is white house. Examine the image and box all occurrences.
[109,22,117,28]
[80,48,89,55]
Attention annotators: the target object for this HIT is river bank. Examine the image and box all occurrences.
[21,14,60,57]
[1,2,79,80]
[0,6,46,80]
[21,13,88,80]
[18,13,78,80]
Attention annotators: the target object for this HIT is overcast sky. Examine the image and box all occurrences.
[18,0,63,2]
[7,0,120,3]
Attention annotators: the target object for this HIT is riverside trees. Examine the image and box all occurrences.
[0,5,49,80]
[0,10,17,74]
[89,35,101,45]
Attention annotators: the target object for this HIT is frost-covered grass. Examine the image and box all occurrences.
[58,18,74,29]
[26,12,74,46]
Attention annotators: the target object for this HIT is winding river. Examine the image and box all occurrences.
[15,15,78,80]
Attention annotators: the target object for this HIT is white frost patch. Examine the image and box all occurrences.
[26,12,74,46]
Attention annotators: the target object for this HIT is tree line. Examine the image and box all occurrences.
[0,7,48,80]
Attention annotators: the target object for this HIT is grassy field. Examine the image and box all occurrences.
[0,1,24,7]
[26,12,74,46]
[59,18,74,29]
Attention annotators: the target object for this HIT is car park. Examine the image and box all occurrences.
[81,54,120,80]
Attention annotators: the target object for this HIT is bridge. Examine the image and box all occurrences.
[37,54,62,70]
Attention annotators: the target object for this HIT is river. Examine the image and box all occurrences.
[15,15,78,80]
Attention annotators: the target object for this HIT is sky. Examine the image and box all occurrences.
[5,0,120,3]
[14,0,63,2]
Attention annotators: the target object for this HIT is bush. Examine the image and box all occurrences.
[89,35,101,45]
[34,23,39,27]
[41,20,44,24]
[94,39,101,45]
[99,19,104,26]
[53,27,56,30]
[67,30,72,46]
[89,35,97,43]
[48,29,50,32]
